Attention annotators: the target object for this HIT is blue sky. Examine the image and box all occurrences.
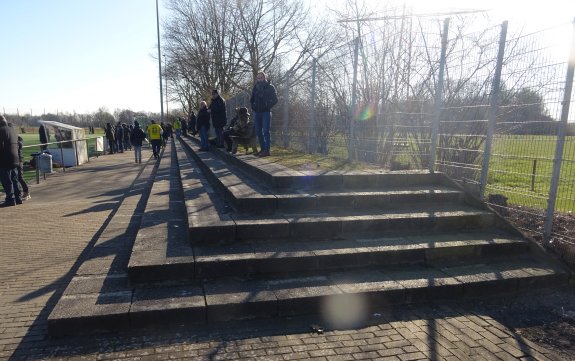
[1,0,574,116]
[1,0,162,115]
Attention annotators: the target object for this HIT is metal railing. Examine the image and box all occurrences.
[22,137,104,184]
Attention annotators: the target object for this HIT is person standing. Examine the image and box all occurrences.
[16,135,30,200]
[130,121,147,164]
[209,89,227,148]
[115,123,124,153]
[197,101,211,151]
[188,110,197,136]
[147,120,163,159]
[0,115,22,207]
[173,117,182,138]
[250,71,278,157]
[122,123,131,151]
[180,117,188,137]
[104,123,116,154]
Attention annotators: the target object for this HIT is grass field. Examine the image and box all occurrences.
[488,135,575,212]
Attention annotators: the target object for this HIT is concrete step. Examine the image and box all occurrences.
[128,230,527,283]
[194,232,530,281]
[48,256,570,336]
[180,137,465,214]
[180,136,450,191]
[189,206,496,245]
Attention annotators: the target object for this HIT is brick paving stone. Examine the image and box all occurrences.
[351,350,380,359]
[398,351,427,361]
[326,354,355,361]
[309,348,337,357]
[341,339,368,347]
[377,348,403,357]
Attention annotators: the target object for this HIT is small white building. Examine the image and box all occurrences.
[39,120,88,167]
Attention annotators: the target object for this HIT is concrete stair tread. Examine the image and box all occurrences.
[182,136,448,191]
[195,232,526,261]
[132,230,529,282]
[49,256,568,333]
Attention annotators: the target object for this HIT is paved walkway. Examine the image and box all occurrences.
[0,147,567,360]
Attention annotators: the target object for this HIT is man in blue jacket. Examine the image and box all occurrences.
[250,71,278,157]
[0,115,22,207]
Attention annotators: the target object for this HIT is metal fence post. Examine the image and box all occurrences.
[479,21,508,199]
[309,58,317,153]
[543,18,575,242]
[428,18,450,173]
[282,74,290,148]
[349,36,359,161]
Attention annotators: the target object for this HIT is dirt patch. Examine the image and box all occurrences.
[504,204,575,267]
[475,287,575,360]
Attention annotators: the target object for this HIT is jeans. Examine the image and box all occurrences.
[214,126,224,147]
[199,126,209,149]
[0,167,21,204]
[175,129,181,138]
[151,139,162,158]
[17,164,29,193]
[108,139,116,154]
[134,146,142,163]
[254,111,271,152]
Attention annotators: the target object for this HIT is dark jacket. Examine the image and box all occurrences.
[105,124,115,141]
[17,136,24,164]
[250,80,278,113]
[209,95,227,128]
[130,126,147,147]
[196,107,211,130]
[0,123,20,168]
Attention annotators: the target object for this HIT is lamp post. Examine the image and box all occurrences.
[163,54,168,117]
[156,0,164,123]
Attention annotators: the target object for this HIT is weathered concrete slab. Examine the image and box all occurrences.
[204,281,277,322]
[48,292,132,337]
[233,216,291,240]
[252,242,319,274]
[131,285,206,327]
[269,276,343,316]
[195,244,256,279]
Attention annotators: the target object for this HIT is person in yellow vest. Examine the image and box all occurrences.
[147,120,163,159]
[173,117,182,138]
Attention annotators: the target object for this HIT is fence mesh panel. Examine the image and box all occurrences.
[226,17,575,265]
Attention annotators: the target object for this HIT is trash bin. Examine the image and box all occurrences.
[38,152,53,173]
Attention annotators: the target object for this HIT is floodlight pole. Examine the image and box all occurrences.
[156,0,164,123]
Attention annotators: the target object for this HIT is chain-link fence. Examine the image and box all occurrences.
[226,16,575,265]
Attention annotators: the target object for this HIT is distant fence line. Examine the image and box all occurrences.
[227,17,575,260]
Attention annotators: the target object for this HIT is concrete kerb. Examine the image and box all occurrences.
[47,144,161,337]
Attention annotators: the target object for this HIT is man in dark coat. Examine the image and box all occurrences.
[0,115,22,207]
[209,89,227,148]
[250,71,278,157]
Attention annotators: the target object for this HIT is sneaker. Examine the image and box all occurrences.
[22,192,31,201]
[258,150,270,157]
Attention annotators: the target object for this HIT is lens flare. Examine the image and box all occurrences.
[321,293,368,329]
[356,103,377,121]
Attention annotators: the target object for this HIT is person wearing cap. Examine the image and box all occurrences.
[208,88,227,148]
[250,71,278,157]
[0,115,22,207]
